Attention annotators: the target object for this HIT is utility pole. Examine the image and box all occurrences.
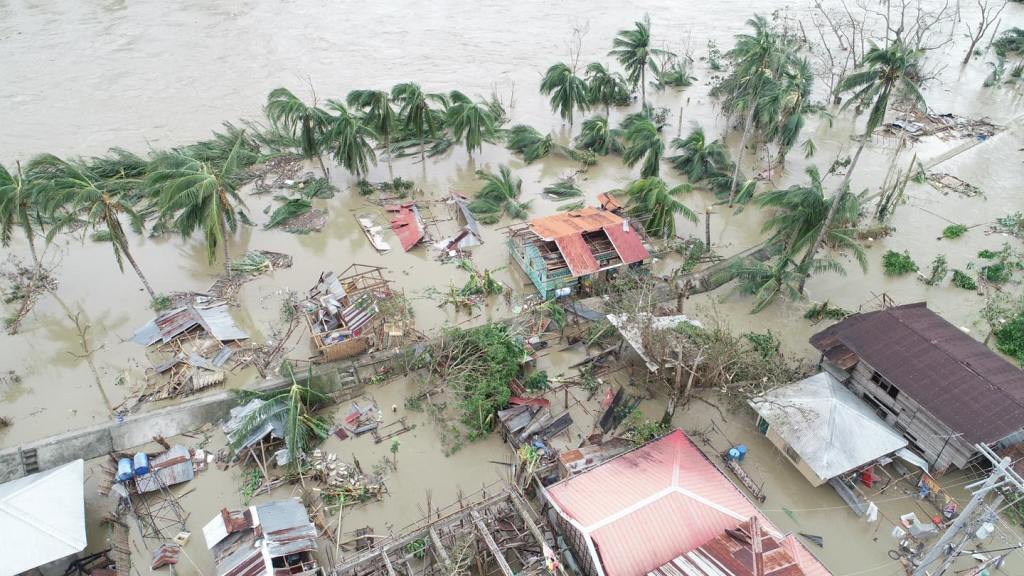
[912,444,1024,576]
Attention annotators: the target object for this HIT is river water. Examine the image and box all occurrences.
[2,0,1024,573]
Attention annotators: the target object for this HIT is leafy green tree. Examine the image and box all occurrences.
[668,125,733,182]
[622,116,664,178]
[798,40,924,293]
[391,83,449,164]
[265,88,332,175]
[0,162,42,266]
[346,89,397,174]
[147,132,250,273]
[468,166,530,223]
[585,62,629,117]
[623,177,697,239]
[324,101,378,179]
[609,15,672,109]
[540,63,590,125]
[446,91,498,158]
[35,155,157,298]
[575,116,624,155]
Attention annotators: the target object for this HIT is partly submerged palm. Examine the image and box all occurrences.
[447,90,498,156]
[624,176,697,239]
[540,63,590,124]
[622,117,664,178]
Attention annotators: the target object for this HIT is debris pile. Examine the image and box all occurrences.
[927,172,983,197]
[885,110,1001,142]
[309,449,387,504]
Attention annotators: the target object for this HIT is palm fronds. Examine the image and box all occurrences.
[265,197,312,230]
[575,116,624,156]
[624,177,697,239]
[469,166,529,223]
[543,177,583,198]
[622,117,664,178]
[540,62,590,125]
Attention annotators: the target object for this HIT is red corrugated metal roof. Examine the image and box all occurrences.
[598,192,624,212]
[388,205,425,251]
[530,207,624,240]
[602,223,649,265]
[555,234,600,277]
[545,430,831,576]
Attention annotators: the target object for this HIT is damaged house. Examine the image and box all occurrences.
[507,207,650,299]
[203,498,321,576]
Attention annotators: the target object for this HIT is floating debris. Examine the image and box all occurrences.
[885,110,1001,142]
[927,172,983,197]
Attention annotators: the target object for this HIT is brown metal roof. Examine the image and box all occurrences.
[810,303,1024,444]
[529,207,624,240]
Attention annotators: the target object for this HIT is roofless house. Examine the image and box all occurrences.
[811,303,1024,473]
[507,206,650,299]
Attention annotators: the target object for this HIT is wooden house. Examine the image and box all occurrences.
[506,207,650,299]
[811,303,1024,473]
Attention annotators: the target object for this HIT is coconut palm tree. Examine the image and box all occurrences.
[668,125,733,183]
[147,132,250,273]
[759,57,823,166]
[346,89,397,175]
[34,155,157,298]
[609,15,672,110]
[0,162,43,266]
[265,87,332,176]
[540,63,590,126]
[728,253,844,313]
[798,40,924,293]
[622,116,664,178]
[324,100,378,179]
[391,82,448,164]
[468,165,530,224]
[757,166,865,271]
[623,177,697,239]
[446,91,498,158]
[507,125,554,163]
[575,116,625,155]
[585,63,628,117]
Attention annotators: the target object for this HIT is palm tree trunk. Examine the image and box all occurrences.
[24,228,40,269]
[797,136,868,294]
[316,154,329,177]
[385,132,394,180]
[220,218,232,275]
[419,125,426,165]
[729,104,758,207]
[122,244,156,299]
[640,69,647,111]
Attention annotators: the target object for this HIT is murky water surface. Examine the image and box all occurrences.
[2,0,1024,573]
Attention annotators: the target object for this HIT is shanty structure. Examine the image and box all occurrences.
[607,313,702,372]
[304,265,392,362]
[132,302,249,346]
[135,445,195,494]
[223,398,289,467]
[0,459,87,575]
[507,207,650,299]
[749,372,910,487]
[544,430,830,576]
[811,302,1024,472]
[203,498,321,576]
[434,193,483,257]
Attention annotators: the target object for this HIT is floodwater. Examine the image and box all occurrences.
[2,0,1024,573]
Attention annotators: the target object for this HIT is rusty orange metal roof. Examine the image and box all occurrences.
[598,192,624,212]
[545,430,831,576]
[387,203,425,252]
[602,222,649,265]
[529,207,624,240]
[555,234,600,276]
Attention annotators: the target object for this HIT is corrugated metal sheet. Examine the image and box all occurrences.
[810,303,1024,444]
[555,234,600,277]
[602,222,650,265]
[650,518,808,576]
[388,204,425,251]
[530,207,624,240]
[545,430,831,576]
[195,304,249,342]
[136,445,195,493]
[132,304,248,345]
[597,192,624,212]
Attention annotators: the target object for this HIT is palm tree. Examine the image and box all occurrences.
[759,58,822,166]
[324,100,378,179]
[798,40,924,293]
[585,63,628,117]
[346,89,397,175]
[623,177,697,239]
[540,63,590,126]
[0,162,42,266]
[391,83,448,164]
[468,165,529,224]
[507,125,554,163]
[609,15,671,109]
[757,166,865,270]
[147,132,250,273]
[575,116,624,155]
[622,116,664,178]
[668,125,733,182]
[35,155,157,298]
[446,91,498,158]
[728,253,844,313]
[265,87,332,176]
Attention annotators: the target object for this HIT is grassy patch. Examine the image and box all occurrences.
[882,250,919,276]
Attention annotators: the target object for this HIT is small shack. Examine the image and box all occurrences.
[543,430,830,576]
[507,207,650,299]
[0,460,87,575]
[749,372,911,487]
[203,498,321,576]
[811,302,1024,472]
[303,265,393,362]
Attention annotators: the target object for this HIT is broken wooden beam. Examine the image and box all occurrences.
[472,510,514,576]
[429,526,452,570]
[380,549,397,576]
[509,490,547,548]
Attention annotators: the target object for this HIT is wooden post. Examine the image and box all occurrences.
[429,527,452,570]
[472,510,515,576]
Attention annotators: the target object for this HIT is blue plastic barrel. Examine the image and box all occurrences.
[116,458,133,482]
[133,452,150,477]
[728,448,741,461]
[736,444,748,461]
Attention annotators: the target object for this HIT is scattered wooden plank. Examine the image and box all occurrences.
[471,510,514,576]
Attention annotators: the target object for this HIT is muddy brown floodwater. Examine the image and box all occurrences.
[2,0,1024,574]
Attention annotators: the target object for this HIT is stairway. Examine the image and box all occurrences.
[21,448,38,474]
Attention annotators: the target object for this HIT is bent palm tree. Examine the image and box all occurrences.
[668,125,733,182]
[798,40,924,293]
[622,117,664,178]
[469,166,529,223]
[575,116,625,155]
[324,101,378,179]
[609,15,671,109]
[759,57,822,165]
[623,177,697,239]
[0,162,42,266]
[346,89,397,175]
[729,253,844,313]
[446,91,498,158]
[392,83,448,164]
[540,63,590,126]
[265,87,332,175]
[585,62,628,117]
[148,132,250,273]
[35,155,157,298]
